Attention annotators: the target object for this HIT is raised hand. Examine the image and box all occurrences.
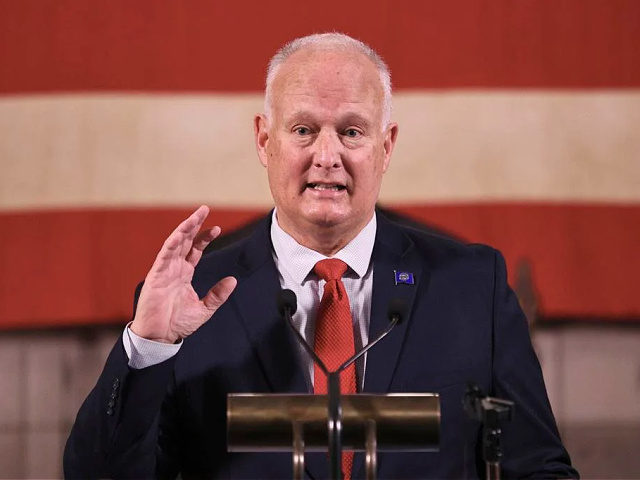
[130,206,237,344]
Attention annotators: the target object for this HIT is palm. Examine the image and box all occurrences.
[131,206,237,343]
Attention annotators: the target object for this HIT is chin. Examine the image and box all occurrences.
[302,207,351,229]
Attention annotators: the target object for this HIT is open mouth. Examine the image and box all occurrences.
[306,183,347,192]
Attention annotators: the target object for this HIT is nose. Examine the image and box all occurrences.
[313,130,342,169]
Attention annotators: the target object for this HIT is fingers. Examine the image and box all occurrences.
[153,206,210,270]
[185,226,222,267]
[202,276,238,312]
[176,204,210,239]
[165,205,210,256]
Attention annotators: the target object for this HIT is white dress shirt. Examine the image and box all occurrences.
[123,210,377,390]
[271,210,375,389]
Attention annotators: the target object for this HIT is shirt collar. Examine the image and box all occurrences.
[270,209,377,285]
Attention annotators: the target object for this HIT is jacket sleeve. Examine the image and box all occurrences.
[63,337,180,479]
[490,249,579,478]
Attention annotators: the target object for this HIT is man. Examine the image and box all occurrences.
[64,33,578,479]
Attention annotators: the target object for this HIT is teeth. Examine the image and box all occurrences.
[309,183,343,191]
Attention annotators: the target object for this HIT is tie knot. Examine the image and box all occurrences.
[314,258,348,282]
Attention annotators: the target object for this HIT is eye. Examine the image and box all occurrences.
[293,126,312,136]
[343,128,362,138]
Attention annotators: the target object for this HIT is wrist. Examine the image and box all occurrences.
[130,321,179,344]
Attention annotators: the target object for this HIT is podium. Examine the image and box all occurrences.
[227,292,514,478]
[228,392,440,480]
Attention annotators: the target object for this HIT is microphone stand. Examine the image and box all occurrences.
[463,384,515,480]
[282,302,402,480]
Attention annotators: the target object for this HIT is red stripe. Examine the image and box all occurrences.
[1,0,639,93]
[395,204,640,320]
[0,208,263,329]
[0,204,638,329]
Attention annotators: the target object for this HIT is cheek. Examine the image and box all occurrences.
[354,150,385,188]
[273,147,307,176]
[268,155,304,194]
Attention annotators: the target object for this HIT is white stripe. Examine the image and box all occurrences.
[1,91,638,210]
[388,91,640,204]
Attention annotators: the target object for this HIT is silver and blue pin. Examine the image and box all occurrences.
[394,270,415,285]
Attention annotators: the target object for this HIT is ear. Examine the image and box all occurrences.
[381,122,399,173]
[254,114,270,167]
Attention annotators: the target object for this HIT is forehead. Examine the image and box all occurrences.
[270,48,384,120]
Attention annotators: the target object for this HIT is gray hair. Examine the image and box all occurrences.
[264,32,392,129]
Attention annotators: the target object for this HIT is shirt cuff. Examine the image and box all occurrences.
[122,322,182,369]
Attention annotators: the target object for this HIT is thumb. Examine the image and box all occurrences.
[202,276,237,312]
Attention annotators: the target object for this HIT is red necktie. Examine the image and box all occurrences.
[313,258,356,480]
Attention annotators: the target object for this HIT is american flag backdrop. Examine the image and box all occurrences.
[0,0,638,329]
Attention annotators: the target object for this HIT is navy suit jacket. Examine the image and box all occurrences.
[64,212,577,479]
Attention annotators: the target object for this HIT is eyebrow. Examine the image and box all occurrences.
[286,111,373,130]
[286,111,317,126]
[340,113,372,130]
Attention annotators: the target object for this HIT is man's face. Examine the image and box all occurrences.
[255,47,398,248]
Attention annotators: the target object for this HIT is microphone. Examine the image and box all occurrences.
[277,289,407,376]
[338,296,407,373]
[278,289,329,376]
[387,297,408,325]
[277,288,298,316]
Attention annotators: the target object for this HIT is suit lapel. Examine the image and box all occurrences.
[231,215,309,394]
[363,213,423,394]
[353,213,426,479]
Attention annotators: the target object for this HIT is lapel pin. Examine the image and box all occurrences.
[394,270,415,285]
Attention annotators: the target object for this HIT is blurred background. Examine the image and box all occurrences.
[0,0,639,477]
